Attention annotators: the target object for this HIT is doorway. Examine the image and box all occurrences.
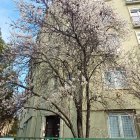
[45,116,60,137]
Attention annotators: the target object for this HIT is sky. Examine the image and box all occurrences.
[0,0,18,42]
[0,0,27,92]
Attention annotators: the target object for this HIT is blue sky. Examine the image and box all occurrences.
[0,0,18,42]
[0,0,28,92]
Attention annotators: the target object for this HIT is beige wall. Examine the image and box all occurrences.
[108,0,140,51]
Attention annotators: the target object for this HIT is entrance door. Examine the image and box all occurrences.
[45,116,60,137]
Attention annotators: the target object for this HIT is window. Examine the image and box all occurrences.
[126,0,140,4]
[104,68,127,89]
[130,8,140,27]
[135,32,140,44]
[108,113,136,138]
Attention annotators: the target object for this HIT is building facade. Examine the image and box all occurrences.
[18,0,140,138]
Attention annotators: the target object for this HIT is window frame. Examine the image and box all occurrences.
[135,31,140,44]
[129,8,140,27]
[108,113,137,138]
[104,68,127,89]
[126,0,140,4]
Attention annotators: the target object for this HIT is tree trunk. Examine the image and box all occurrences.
[85,83,91,138]
[77,107,83,138]
[76,72,84,138]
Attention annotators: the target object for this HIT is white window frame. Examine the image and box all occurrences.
[104,68,127,89]
[108,113,137,138]
[126,0,140,4]
[129,8,140,27]
[135,31,140,44]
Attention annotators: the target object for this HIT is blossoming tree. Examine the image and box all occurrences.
[9,0,129,138]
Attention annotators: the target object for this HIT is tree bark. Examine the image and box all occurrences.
[77,107,83,138]
[76,73,84,138]
[85,83,91,138]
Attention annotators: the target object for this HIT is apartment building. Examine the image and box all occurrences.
[18,0,140,138]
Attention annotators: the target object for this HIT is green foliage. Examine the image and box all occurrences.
[0,30,5,53]
[0,30,17,134]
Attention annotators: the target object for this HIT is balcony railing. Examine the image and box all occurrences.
[0,138,139,140]
[126,0,140,4]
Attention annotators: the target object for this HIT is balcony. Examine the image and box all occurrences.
[126,0,140,4]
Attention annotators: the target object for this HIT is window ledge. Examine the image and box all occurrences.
[104,86,130,90]
[133,24,140,28]
[126,1,140,4]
